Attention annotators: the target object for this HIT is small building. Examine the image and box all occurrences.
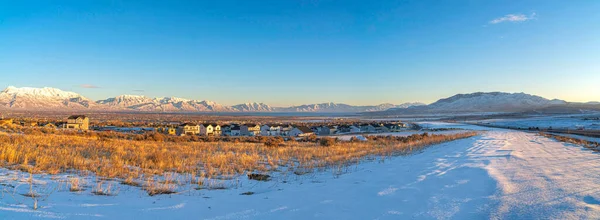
[260,125,282,136]
[319,126,337,135]
[221,124,232,136]
[349,125,361,133]
[280,125,293,136]
[157,126,177,135]
[374,124,389,133]
[178,123,200,135]
[241,124,261,136]
[289,126,314,137]
[260,125,271,136]
[212,124,222,136]
[200,124,221,136]
[384,123,406,132]
[66,115,89,130]
[360,124,376,133]
[200,124,214,136]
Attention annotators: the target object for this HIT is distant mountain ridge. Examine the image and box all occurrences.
[0,86,420,112]
[275,102,425,112]
[381,92,584,114]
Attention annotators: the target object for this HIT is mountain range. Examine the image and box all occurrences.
[0,86,423,113]
[1,86,598,114]
[380,92,599,115]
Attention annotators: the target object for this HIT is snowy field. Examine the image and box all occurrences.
[2,123,600,219]
[333,130,467,141]
[474,115,600,130]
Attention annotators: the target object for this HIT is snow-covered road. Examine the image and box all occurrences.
[2,129,600,219]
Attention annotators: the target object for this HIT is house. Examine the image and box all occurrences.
[241,124,261,136]
[66,115,89,130]
[289,126,314,137]
[177,123,200,135]
[230,125,241,136]
[200,124,213,136]
[349,125,361,133]
[212,124,222,136]
[319,126,337,135]
[338,125,360,133]
[199,124,221,136]
[157,126,176,135]
[280,125,293,136]
[260,125,277,136]
[374,124,389,133]
[221,124,232,136]
[384,123,406,132]
[360,124,376,133]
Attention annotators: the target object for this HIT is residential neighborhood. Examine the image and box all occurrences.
[0,114,414,138]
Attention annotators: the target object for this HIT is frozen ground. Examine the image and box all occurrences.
[2,123,600,219]
[333,130,467,141]
[475,115,600,130]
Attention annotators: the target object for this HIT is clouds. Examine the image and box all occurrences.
[80,84,99,89]
[490,13,536,24]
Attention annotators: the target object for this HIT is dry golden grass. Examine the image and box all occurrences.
[0,131,476,194]
[540,132,600,151]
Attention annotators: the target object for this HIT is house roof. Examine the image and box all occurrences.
[181,123,197,126]
[244,124,258,127]
[231,125,241,130]
[68,115,87,119]
[296,126,313,133]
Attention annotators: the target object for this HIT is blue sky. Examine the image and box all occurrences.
[1,0,599,106]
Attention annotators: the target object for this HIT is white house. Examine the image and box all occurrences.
[280,125,293,136]
[200,124,221,136]
[241,124,261,136]
[260,125,281,136]
[260,125,271,136]
[289,126,314,137]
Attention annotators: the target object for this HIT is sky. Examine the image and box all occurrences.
[1,0,599,106]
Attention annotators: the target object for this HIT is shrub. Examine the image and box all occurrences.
[319,138,336,147]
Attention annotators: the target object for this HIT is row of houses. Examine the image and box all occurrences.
[157,123,316,137]
[2,114,411,137]
[316,122,410,135]
[157,122,409,137]
[0,115,90,130]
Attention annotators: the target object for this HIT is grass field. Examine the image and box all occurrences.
[0,130,476,195]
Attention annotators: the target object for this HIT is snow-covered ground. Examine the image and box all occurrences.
[332,130,466,141]
[475,115,600,130]
[2,123,600,219]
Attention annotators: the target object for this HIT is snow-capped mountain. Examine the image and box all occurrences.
[0,86,94,109]
[382,92,569,114]
[372,102,425,112]
[276,102,425,112]
[4,86,586,114]
[96,95,234,112]
[231,102,274,112]
[427,92,566,112]
[96,95,154,108]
